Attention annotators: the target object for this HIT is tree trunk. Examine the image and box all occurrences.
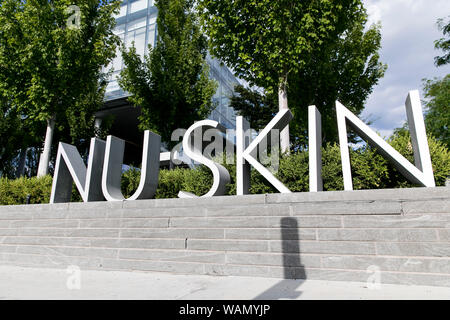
[278,79,290,154]
[94,117,102,137]
[37,116,56,177]
[16,148,27,178]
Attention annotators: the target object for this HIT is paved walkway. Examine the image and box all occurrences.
[0,265,450,300]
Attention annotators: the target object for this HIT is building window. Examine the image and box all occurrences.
[111,34,125,72]
[127,16,147,31]
[126,27,146,57]
[113,23,126,35]
[149,14,157,25]
[130,0,148,14]
[114,4,127,18]
[147,23,156,50]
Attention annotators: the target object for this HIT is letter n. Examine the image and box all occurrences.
[336,90,435,190]
[50,138,106,203]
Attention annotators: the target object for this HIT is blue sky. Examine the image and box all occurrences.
[362,0,450,138]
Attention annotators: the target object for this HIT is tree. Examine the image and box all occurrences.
[59,72,112,150]
[229,85,277,132]
[417,17,450,150]
[119,0,217,146]
[435,16,450,67]
[230,8,386,149]
[0,96,23,177]
[0,0,120,176]
[197,0,365,152]
[422,75,450,149]
[0,91,44,179]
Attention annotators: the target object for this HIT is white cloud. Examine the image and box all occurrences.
[361,0,450,138]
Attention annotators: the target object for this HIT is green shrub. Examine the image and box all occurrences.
[182,165,214,196]
[156,167,190,198]
[121,166,141,198]
[276,151,309,192]
[321,143,344,191]
[348,145,390,190]
[121,165,216,198]
[387,130,450,187]
[287,143,389,192]
[0,175,53,205]
[0,175,83,205]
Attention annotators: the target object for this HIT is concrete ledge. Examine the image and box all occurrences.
[266,187,449,203]
[2,187,448,212]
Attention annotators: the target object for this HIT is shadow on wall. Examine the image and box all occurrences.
[253,217,305,300]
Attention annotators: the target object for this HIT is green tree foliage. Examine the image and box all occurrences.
[119,0,217,146]
[0,93,42,178]
[0,0,121,172]
[0,95,22,177]
[62,73,113,149]
[229,85,277,131]
[434,16,450,67]
[422,75,450,149]
[197,0,375,150]
[198,0,363,90]
[230,8,386,148]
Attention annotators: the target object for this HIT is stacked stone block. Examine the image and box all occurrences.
[0,187,449,287]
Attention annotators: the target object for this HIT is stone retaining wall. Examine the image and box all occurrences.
[0,187,449,287]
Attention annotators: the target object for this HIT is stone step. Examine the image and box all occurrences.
[2,200,448,221]
[2,186,448,213]
[4,252,450,287]
[8,236,449,257]
[0,187,449,287]
[0,227,444,242]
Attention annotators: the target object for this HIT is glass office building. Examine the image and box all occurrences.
[102,0,239,132]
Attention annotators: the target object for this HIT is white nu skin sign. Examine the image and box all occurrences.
[50,90,435,203]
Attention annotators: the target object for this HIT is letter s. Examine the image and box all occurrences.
[178,120,230,198]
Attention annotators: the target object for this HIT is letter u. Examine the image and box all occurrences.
[102,130,161,201]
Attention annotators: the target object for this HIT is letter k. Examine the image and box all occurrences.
[236,109,293,195]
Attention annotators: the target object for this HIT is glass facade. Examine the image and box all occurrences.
[104,0,239,129]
